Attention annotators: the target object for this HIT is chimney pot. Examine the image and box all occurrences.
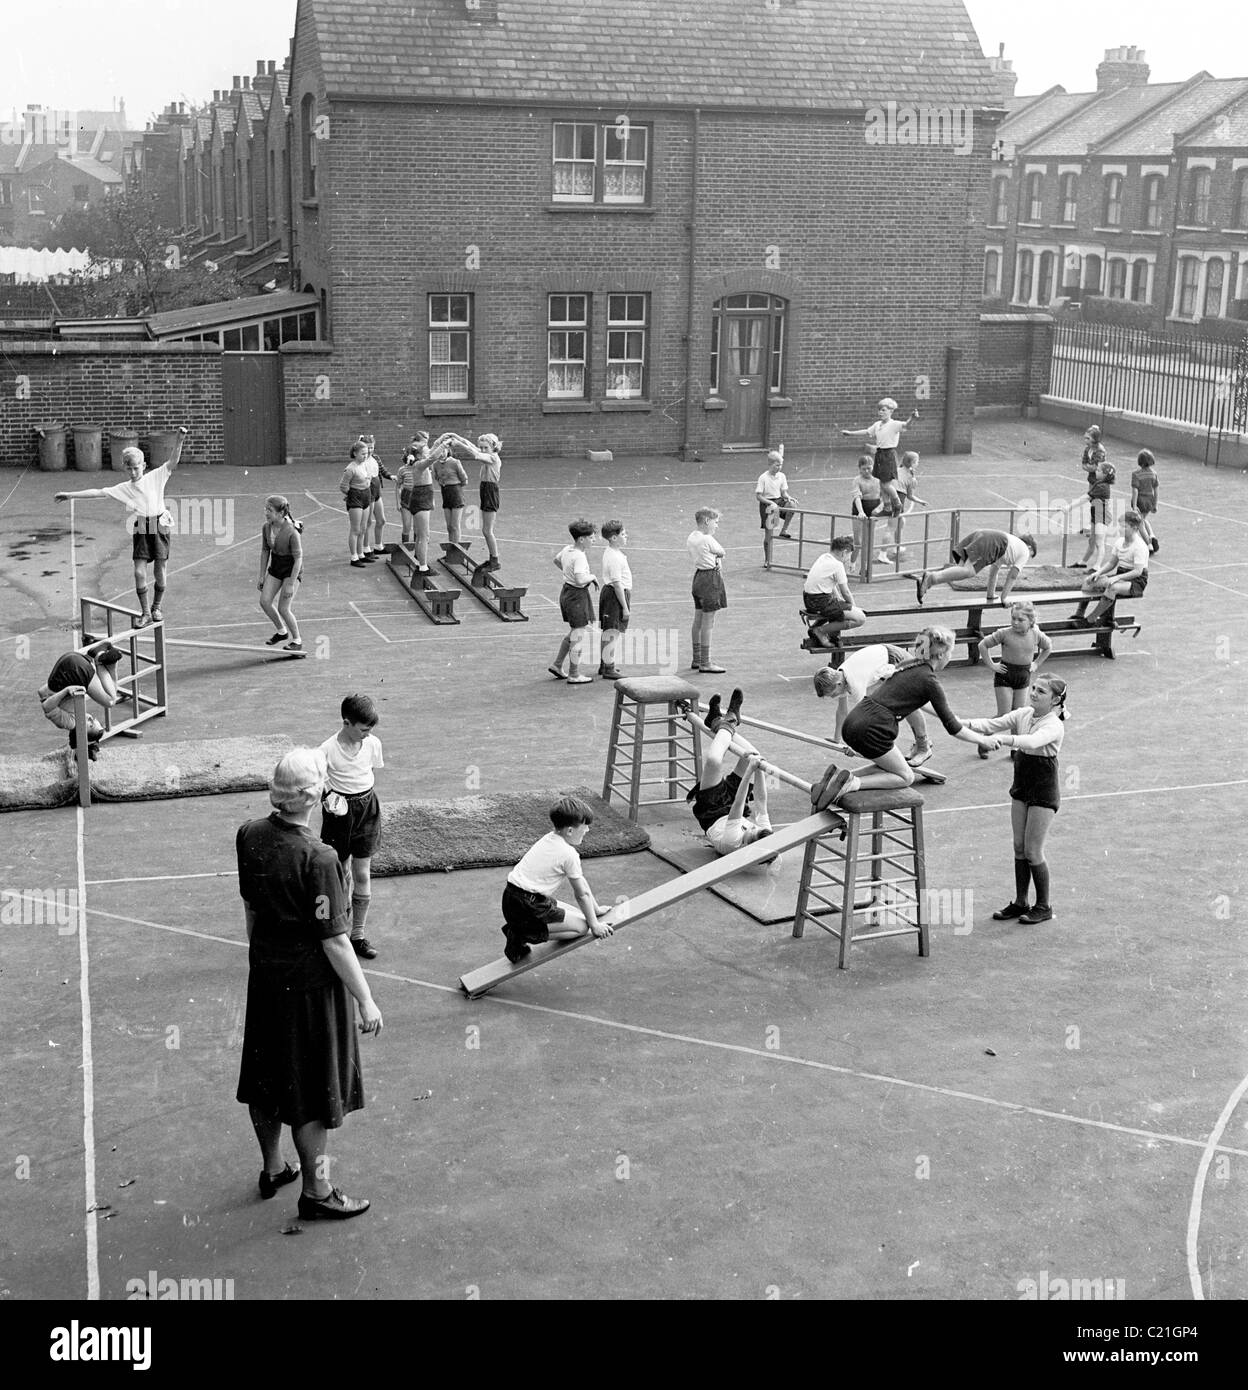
[269,60,277,74]
[256,60,266,76]
[233,75,241,89]
[243,76,250,89]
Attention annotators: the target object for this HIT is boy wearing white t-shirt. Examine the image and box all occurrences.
[598,519,632,681]
[501,796,614,963]
[319,693,385,960]
[814,642,932,763]
[801,536,865,647]
[755,450,794,539]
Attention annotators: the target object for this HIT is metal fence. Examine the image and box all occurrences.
[1050,321,1248,433]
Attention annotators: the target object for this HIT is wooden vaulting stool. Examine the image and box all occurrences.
[602,675,703,821]
[792,786,929,968]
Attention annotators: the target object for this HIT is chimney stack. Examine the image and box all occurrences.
[269,60,277,75]
[243,76,250,90]
[986,41,1018,102]
[232,75,242,90]
[1096,45,1150,94]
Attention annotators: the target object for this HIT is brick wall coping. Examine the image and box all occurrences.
[0,341,222,356]
[979,312,1055,324]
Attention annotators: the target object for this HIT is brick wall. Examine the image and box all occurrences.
[977,313,1054,410]
[290,97,994,458]
[0,342,224,468]
[279,340,336,463]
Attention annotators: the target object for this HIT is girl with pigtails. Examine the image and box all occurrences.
[258,494,305,651]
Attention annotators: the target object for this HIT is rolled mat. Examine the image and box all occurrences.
[371,787,649,876]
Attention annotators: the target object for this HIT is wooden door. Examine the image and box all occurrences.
[722,315,768,446]
[223,353,284,466]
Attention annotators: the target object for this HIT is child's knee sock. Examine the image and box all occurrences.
[1014,857,1032,906]
[1029,860,1050,909]
[152,583,166,613]
[135,585,150,615]
[350,893,371,940]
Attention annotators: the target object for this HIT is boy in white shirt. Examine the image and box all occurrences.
[801,536,866,647]
[687,507,727,674]
[549,518,598,683]
[598,519,632,681]
[319,693,385,959]
[755,449,794,543]
[841,398,918,517]
[55,427,188,627]
[813,642,932,763]
[502,796,614,963]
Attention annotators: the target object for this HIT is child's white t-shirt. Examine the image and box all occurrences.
[840,644,896,705]
[756,470,789,500]
[602,546,632,591]
[101,463,173,521]
[868,418,905,450]
[804,553,848,594]
[320,733,384,794]
[508,831,582,896]
[558,545,593,586]
[687,531,724,568]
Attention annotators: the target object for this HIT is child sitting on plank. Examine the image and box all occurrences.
[501,796,614,963]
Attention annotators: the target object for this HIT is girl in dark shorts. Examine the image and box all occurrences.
[976,600,1052,755]
[431,441,469,545]
[550,518,598,684]
[811,626,998,804]
[258,494,305,651]
[395,432,443,572]
[340,442,373,568]
[964,676,1068,925]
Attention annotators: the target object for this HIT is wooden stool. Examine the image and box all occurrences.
[602,675,702,820]
[793,787,929,968]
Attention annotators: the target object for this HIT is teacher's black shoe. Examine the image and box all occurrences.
[297,1188,370,1221]
[258,1162,300,1200]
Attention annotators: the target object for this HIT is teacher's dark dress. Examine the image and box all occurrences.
[235,813,363,1129]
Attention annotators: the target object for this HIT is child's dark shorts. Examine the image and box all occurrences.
[345,487,372,511]
[691,567,727,612]
[842,697,899,760]
[369,475,382,501]
[1010,753,1060,813]
[688,772,751,832]
[559,583,594,627]
[440,484,464,509]
[872,448,899,484]
[502,882,567,944]
[600,586,631,630]
[1113,565,1148,598]
[479,481,500,513]
[130,516,170,563]
[320,787,381,860]
[802,592,850,619]
[993,661,1032,690]
[857,498,881,517]
[1135,497,1156,516]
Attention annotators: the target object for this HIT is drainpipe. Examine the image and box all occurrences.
[681,107,700,460]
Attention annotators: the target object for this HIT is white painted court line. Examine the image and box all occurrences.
[67,500,100,1302]
[82,904,1248,1162]
[0,467,28,515]
[348,600,392,644]
[1150,560,1247,600]
[1187,1071,1248,1300]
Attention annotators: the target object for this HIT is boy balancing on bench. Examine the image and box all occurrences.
[915,529,1037,607]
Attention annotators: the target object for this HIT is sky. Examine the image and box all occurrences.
[1,0,1246,132]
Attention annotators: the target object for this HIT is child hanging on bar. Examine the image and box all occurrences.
[684,689,776,856]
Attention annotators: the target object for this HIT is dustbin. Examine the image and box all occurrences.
[108,429,139,471]
[147,430,184,467]
[71,424,104,472]
[36,423,67,472]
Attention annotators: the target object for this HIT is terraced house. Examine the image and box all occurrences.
[275,0,1004,459]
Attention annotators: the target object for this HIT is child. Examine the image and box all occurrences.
[1079,426,1103,482]
[599,518,632,681]
[319,693,385,960]
[501,796,614,963]
[882,450,928,564]
[813,642,930,762]
[431,443,469,546]
[812,627,998,800]
[257,495,305,651]
[339,441,373,567]
[978,599,1052,730]
[360,435,396,560]
[964,676,1068,925]
[395,432,441,569]
[1131,449,1160,554]
[688,507,727,674]
[684,689,775,856]
[439,432,504,569]
[38,639,126,759]
[801,536,866,648]
[841,397,918,516]
[917,530,1037,606]
[1073,509,1149,627]
[756,448,794,553]
[849,455,883,563]
[550,518,598,684]
[1071,457,1113,571]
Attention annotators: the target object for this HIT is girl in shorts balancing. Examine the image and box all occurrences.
[963,675,1068,925]
[688,507,727,674]
[340,441,373,568]
[550,518,598,684]
[395,432,444,571]
[439,432,504,569]
[431,442,469,546]
[811,627,998,802]
[976,600,1052,756]
[258,495,305,651]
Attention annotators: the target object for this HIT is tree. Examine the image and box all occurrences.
[46,190,248,317]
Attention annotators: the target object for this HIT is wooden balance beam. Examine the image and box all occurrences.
[386,543,460,624]
[164,638,306,659]
[438,540,529,621]
[459,808,846,998]
[735,711,947,785]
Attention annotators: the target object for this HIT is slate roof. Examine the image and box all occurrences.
[300,0,1004,110]
[1094,76,1248,156]
[997,88,1090,149]
[1023,82,1184,157]
[1180,91,1248,146]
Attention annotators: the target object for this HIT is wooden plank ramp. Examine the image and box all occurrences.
[459,809,844,998]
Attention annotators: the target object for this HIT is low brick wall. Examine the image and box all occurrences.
[977,313,1054,413]
[1,341,224,469]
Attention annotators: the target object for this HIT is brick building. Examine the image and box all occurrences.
[987,47,1248,327]
[265,0,1004,459]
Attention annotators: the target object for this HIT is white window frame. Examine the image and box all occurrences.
[428,293,472,401]
[552,121,649,206]
[606,293,648,399]
[547,293,590,399]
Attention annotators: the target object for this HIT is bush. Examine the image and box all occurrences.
[1080,297,1156,330]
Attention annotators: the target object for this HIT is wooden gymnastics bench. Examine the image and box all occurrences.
[800,590,1140,667]
[438,541,529,622]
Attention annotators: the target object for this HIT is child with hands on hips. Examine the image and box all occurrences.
[976,599,1052,755]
